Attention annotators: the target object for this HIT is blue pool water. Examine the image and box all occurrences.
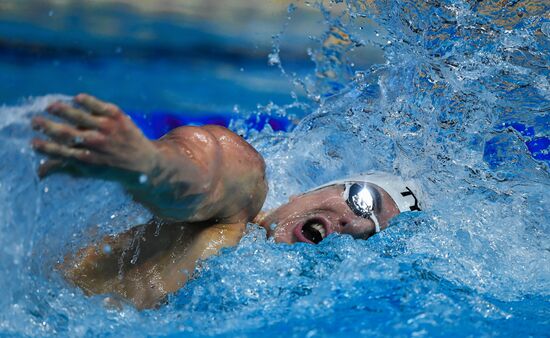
[1,0,549,337]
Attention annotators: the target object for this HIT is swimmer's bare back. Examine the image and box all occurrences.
[31,94,267,309]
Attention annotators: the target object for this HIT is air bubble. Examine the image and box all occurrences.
[103,245,112,254]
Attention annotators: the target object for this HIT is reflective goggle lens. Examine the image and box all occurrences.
[344,183,381,233]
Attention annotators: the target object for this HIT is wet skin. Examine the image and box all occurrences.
[32,94,267,309]
[32,94,401,309]
[257,185,399,244]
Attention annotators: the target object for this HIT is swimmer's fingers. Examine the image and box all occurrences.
[32,139,98,164]
[47,102,105,129]
[32,116,105,147]
[74,93,122,117]
[37,159,65,178]
[32,116,77,144]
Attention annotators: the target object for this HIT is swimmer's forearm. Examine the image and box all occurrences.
[123,128,223,222]
[124,125,267,223]
[124,154,208,221]
[32,94,265,223]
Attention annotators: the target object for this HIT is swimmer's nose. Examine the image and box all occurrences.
[337,216,375,239]
[336,216,353,231]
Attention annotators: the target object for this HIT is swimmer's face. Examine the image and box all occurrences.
[257,185,400,244]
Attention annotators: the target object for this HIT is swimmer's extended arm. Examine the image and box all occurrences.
[32,94,267,223]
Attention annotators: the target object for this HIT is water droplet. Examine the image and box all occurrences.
[306,329,318,338]
[139,174,148,184]
[287,3,297,13]
[73,136,84,145]
[130,251,139,264]
[103,244,112,254]
[110,214,116,219]
[268,52,280,66]
[44,187,49,193]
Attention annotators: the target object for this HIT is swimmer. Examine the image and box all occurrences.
[31,94,422,309]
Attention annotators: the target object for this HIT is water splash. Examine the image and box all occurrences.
[1,0,549,336]
[250,0,550,333]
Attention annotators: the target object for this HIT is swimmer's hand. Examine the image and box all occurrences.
[32,94,158,178]
[31,94,267,223]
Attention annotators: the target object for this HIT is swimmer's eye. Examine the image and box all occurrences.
[343,183,381,233]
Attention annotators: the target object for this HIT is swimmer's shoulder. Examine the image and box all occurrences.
[163,125,267,223]
[202,125,268,223]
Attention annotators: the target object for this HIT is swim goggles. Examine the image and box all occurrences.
[343,182,381,233]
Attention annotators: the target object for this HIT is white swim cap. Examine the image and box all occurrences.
[309,172,423,213]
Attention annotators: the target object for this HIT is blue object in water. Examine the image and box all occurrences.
[127,110,295,140]
[485,122,550,166]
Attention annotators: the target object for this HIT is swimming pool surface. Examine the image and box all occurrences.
[1,0,549,337]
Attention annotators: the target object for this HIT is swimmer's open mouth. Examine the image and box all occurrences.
[293,218,331,244]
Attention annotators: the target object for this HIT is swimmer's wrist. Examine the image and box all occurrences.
[140,144,165,183]
[128,142,162,177]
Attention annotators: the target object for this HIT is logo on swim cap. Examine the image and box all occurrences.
[401,187,421,211]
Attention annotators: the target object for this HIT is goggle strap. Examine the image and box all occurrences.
[343,182,351,200]
[372,213,381,233]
